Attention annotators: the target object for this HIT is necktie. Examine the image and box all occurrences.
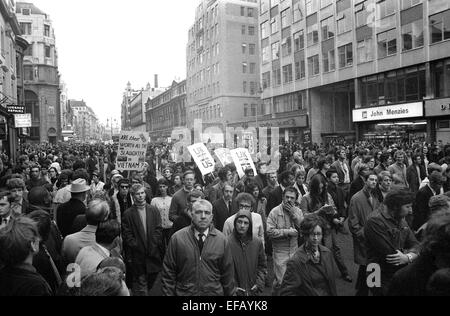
[228,201,232,214]
[198,233,205,253]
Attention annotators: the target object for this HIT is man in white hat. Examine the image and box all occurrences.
[56,179,91,238]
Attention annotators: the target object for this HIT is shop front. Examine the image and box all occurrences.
[425,97,450,144]
[353,102,426,144]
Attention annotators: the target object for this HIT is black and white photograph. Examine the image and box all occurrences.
[0,0,450,304]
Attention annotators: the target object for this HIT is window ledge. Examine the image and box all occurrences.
[430,38,450,46]
[339,64,353,70]
[337,30,352,36]
[378,53,398,60]
[401,46,424,53]
[357,59,375,65]
[308,74,320,78]
[323,69,336,74]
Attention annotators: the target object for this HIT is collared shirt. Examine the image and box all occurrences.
[0,215,11,229]
[340,160,351,184]
[194,228,209,241]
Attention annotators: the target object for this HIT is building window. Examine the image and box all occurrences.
[283,64,293,83]
[273,68,281,85]
[377,0,397,20]
[45,46,51,58]
[250,63,256,74]
[294,30,305,51]
[338,43,353,68]
[20,22,32,35]
[307,22,319,46]
[262,71,271,89]
[271,41,280,60]
[355,1,369,28]
[249,43,256,55]
[402,20,424,51]
[337,11,352,34]
[295,57,306,80]
[242,62,248,73]
[378,29,397,58]
[248,26,256,35]
[281,36,292,57]
[241,6,245,16]
[22,8,31,15]
[293,0,304,22]
[242,43,247,54]
[357,38,374,63]
[242,25,246,35]
[271,16,279,34]
[281,8,291,29]
[307,54,320,76]
[248,7,255,17]
[321,16,335,40]
[306,0,318,16]
[401,0,421,10]
[250,82,256,95]
[24,44,33,57]
[430,11,450,44]
[244,103,249,117]
[262,44,270,63]
[323,49,335,72]
[261,0,269,14]
[433,60,450,98]
[44,25,50,37]
[243,81,247,93]
[261,21,269,38]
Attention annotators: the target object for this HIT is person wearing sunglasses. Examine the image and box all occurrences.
[111,179,132,223]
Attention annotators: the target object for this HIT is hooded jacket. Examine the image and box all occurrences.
[228,210,267,294]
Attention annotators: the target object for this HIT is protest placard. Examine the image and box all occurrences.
[116,131,149,171]
[188,143,215,176]
[214,148,233,167]
[230,148,257,179]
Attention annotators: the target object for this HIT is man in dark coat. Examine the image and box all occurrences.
[412,171,443,232]
[122,184,163,296]
[348,163,370,202]
[266,171,295,216]
[56,179,89,237]
[406,154,426,193]
[161,200,235,296]
[365,190,419,296]
[212,184,235,232]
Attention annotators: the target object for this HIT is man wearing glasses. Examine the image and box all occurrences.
[267,187,304,296]
[111,179,133,223]
[222,193,265,247]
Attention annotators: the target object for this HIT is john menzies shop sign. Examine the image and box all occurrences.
[352,102,423,122]
[425,98,450,117]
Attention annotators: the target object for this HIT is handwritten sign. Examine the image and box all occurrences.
[14,114,32,128]
[214,148,233,166]
[188,143,215,176]
[231,148,257,179]
[116,132,149,171]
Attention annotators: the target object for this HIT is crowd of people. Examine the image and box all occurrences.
[1,140,450,296]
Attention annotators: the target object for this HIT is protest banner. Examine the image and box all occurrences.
[188,143,215,176]
[230,148,257,179]
[214,148,233,167]
[116,131,149,171]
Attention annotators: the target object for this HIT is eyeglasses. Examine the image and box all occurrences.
[239,204,252,210]
[120,186,129,189]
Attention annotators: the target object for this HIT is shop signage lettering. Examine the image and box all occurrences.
[353,102,423,122]
[425,98,450,117]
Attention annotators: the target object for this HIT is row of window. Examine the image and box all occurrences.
[190,104,224,120]
[24,44,53,58]
[242,62,257,74]
[189,4,219,39]
[243,81,258,95]
[19,22,51,37]
[188,62,220,87]
[188,82,221,103]
[242,43,257,55]
[188,43,219,71]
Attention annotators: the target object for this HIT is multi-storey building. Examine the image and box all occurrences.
[16,2,61,144]
[259,0,450,144]
[0,0,27,161]
[69,99,100,142]
[146,80,187,142]
[121,80,165,132]
[186,0,261,140]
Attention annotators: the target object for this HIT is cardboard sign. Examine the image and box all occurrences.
[116,132,149,171]
[214,148,233,166]
[231,148,257,179]
[188,143,215,176]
